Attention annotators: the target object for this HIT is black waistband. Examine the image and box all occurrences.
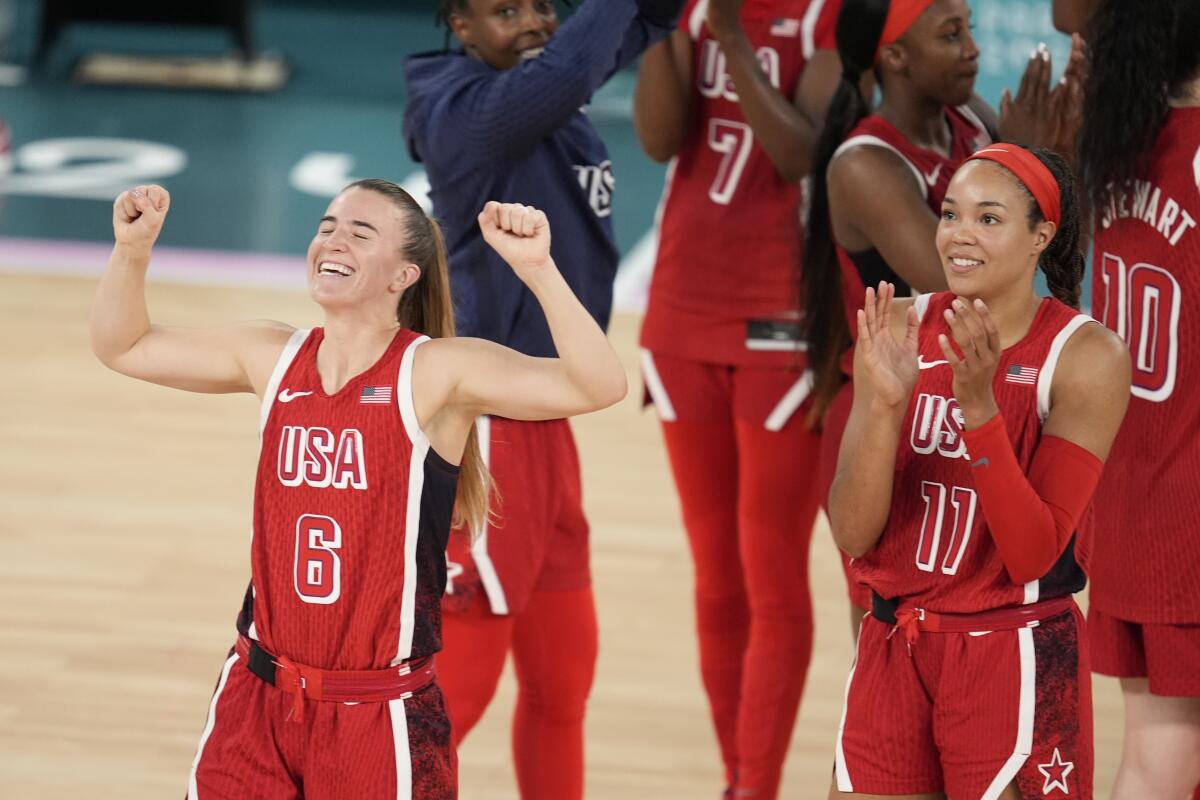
[242,639,282,685]
[871,591,899,625]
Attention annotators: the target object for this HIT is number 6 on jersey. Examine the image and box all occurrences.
[295,514,342,604]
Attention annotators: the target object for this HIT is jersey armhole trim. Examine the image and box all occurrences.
[398,335,432,446]
[688,0,709,40]
[258,328,311,437]
[831,135,929,201]
[955,103,991,143]
[801,0,829,60]
[1036,314,1096,423]
[913,293,933,321]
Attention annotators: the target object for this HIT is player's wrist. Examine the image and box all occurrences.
[112,240,155,265]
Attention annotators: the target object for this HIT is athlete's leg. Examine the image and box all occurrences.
[1112,681,1200,799]
[730,415,822,798]
[438,590,515,745]
[509,586,598,800]
[646,352,749,786]
[826,783,945,800]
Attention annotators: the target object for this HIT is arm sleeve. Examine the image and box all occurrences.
[427,0,675,164]
[961,414,1104,585]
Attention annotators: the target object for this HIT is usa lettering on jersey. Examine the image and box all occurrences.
[573,159,614,218]
[697,39,782,100]
[910,393,968,460]
[277,425,368,490]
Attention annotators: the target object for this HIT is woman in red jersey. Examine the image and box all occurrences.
[1075,1,1200,796]
[89,181,625,800]
[803,0,1076,622]
[828,144,1130,798]
[634,0,842,796]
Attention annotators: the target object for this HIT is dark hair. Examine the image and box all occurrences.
[1025,149,1085,309]
[1078,0,1200,209]
[435,0,572,50]
[341,178,492,536]
[803,0,891,423]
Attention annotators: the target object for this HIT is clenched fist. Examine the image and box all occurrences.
[113,185,171,251]
[478,201,553,283]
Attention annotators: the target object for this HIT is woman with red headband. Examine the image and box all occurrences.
[827,143,1129,797]
[803,0,1072,627]
[1074,1,1200,796]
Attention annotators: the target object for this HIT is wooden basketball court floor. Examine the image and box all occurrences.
[0,272,1126,798]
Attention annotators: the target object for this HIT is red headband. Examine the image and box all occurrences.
[875,0,935,63]
[968,144,1062,226]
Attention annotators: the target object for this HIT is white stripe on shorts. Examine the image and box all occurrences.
[834,617,868,791]
[640,349,678,422]
[470,416,510,615]
[981,626,1036,799]
[390,697,413,800]
[188,653,239,800]
[764,369,814,432]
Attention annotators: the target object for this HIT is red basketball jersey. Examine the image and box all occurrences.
[834,109,992,340]
[852,293,1095,613]
[641,0,840,366]
[237,328,457,670]
[1085,106,1200,623]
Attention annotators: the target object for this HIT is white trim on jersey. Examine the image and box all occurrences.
[188,653,239,800]
[470,416,510,615]
[832,135,929,202]
[389,697,413,800]
[913,292,933,321]
[1192,142,1200,191]
[981,626,1036,799]
[800,0,828,60]
[258,328,311,437]
[1036,314,1095,424]
[688,0,709,39]
[397,335,431,446]
[834,617,867,791]
[394,335,432,664]
[640,349,679,422]
[765,369,815,432]
[955,103,992,144]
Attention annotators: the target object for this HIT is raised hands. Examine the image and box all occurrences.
[999,42,1084,156]
[478,201,553,283]
[856,282,920,409]
[113,185,171,252]
[938,297,1002,427]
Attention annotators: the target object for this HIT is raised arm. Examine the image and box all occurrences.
[705,0,827,182]
[828,284,920,557]
[90,185,293,395]
[633,30,694,163]
[430,0,671,164]
[828,147,949,292]
[415,202,627,454]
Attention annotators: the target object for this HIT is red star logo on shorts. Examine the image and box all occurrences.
[1037,747,1074,795]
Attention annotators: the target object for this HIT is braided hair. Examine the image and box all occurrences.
[802,0,892,423]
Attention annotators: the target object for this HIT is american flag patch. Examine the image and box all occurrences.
[771,18,800,37]
[360,385,393,404]
[1005,364,1039,385]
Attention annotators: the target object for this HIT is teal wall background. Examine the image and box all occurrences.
[0,1,1074,266]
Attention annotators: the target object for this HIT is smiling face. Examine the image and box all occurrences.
[935,159,1056,299]
[306,188,420,312]
[885,0,980,107]
[450,0,558,71]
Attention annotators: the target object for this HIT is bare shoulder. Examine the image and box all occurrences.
[828,143,923,201]
[1056,320,1131,396]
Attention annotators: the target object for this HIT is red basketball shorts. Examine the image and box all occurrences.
[443,416,589,617]
[835,605,1092,798]
[818,381,871,610]
[188,651,455,799]
[1089,606,1200,696]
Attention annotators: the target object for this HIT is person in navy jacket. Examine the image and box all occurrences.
[404,2,681,798]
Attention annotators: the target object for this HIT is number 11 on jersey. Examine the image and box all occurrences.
[915,482,978,575]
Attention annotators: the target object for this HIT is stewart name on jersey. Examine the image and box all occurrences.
[236,327,459,671]
[852,293,1096,613]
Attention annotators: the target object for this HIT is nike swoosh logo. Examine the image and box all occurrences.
[278,389,313,403]
[971,458,990,469]
[917,357,949,370]
[924,164,942,186]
